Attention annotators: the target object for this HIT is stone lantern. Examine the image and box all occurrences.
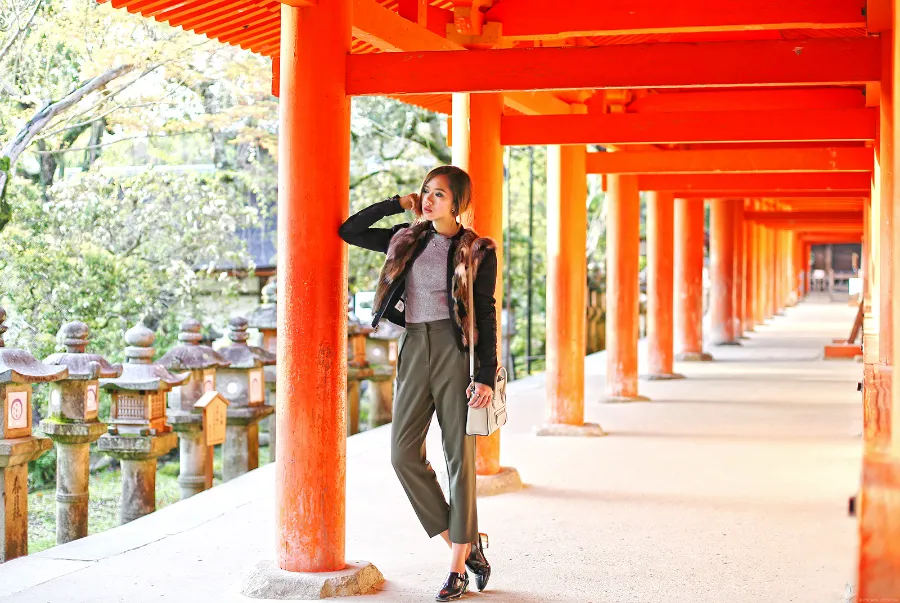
[217,317,275,481]
[98,323,187,524]
[40,321,122,545]
[158,319,230,499]
[0,307,66,562]
[347,315,374,435]
[365,321,403,429]
[246,277,277,458]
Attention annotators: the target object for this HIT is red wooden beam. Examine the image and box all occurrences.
[586,147,873,175]
[501,109,877,146]
[744,210,863,223]
[352,0,463,52]
[484,0,866,39]
[800,233,863,242]
[866,0,892,32]
[675,191,868,199]
[346,37,881,95]
[627,89,866,113]
[633,173,870,192]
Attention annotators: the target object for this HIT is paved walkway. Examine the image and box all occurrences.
[1,298,862,602]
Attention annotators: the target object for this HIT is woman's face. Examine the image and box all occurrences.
[421,174,455,222]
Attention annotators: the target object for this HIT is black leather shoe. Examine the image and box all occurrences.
[435,572,468,602]
[465,533,491,591]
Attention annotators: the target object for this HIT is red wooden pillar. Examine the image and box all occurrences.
[864,193,872,313]
[882,29,895,367]
[773,228,784,313]
[733,201,745,337]
[791,234,801,304]
[646,191,684,379]
[468,93,519,485]
[606,175,649,401]
[765,225,776,318]
[276,1,351,573]
[859,24,900,599]
[744,214,757,331]
[709,199,738,345]
[756,225,767,321]
[674,198,713,361]
[539,138,605,436]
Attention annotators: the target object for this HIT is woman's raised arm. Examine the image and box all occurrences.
[338,195,410,254]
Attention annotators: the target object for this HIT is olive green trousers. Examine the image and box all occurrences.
[391,318,478,544]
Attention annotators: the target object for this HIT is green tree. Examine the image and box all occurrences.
[0,170,262,362]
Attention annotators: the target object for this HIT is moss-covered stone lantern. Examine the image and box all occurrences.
[247,277,277,458]
[217,317,275,481]
[347,315,374,436]
[97,322,187,524]
[158,318,231,499]
[40,321,122,544]
[0,307,66,562]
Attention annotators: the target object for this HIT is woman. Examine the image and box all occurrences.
[338,165,498,601]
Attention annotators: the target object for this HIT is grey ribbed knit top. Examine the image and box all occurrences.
[404,232,452,323]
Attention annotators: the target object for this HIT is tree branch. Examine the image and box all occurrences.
[0,0,42,64]
[31,129,204,155]
[0,63,135,229]
[350,169,390,190]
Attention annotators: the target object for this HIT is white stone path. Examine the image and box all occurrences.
[0,297,861,603]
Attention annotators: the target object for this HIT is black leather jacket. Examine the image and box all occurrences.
[338,196,499,386]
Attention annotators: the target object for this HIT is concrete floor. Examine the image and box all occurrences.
[0,297,862,603]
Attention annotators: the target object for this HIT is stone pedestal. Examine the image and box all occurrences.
[366,369,394,429]
[224,406,274,482]
[38,421,107,544]
[167,411,207,499]
[643,372,686,381]
[0,436,53,562]
[475,466,523,497]
[534,422,606,437]
[242,560,384,599]
[603,395,652,403]
[97,431,177,524]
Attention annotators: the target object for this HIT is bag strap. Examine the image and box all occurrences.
[468,249,475,383]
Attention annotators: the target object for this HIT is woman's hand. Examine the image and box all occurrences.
[399,193,418,210]
[467,382,494,409]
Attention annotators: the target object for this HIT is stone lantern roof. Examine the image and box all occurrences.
[43,321,123,380]
[247,278,276,331]
[219,317,276,369]
[0,307,68,385]
[100,323,189,392]
[158,319,231,372]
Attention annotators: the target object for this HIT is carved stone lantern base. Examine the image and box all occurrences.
[39,420,107,544]
[97,431,177,524]
[0,435,52,561]
[167,410,208,499]
[224,405,275,482]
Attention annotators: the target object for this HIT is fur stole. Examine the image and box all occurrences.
[373,220,496,347]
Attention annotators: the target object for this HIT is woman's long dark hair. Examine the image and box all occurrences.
[412,165,473,221]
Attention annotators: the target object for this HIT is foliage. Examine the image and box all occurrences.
[0,0,277,223]
[0,170,261,362]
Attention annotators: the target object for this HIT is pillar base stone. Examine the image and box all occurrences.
[642,373,686,381]
[241,560,383,599]
[476,466,523,497]
[675,352,714,362]
[713,341,743,347]
[603,395,651,403]
[534,422,606,437]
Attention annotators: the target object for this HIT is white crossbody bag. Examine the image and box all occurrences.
[464,255,508,436]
